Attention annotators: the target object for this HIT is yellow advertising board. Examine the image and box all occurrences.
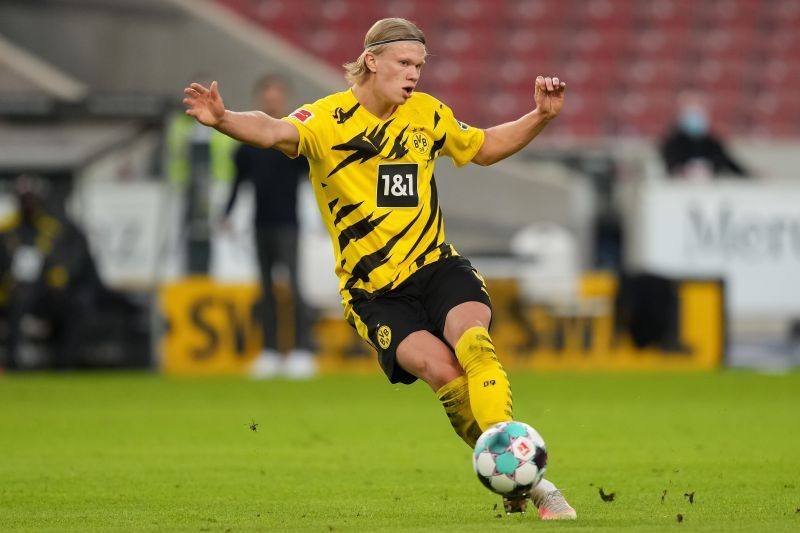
[313,273,726,373]
[160,273,725,375]
[159,277,264,375]
[485,274,725,371]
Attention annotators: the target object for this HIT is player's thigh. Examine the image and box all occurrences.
[421,256,493,346]
[443,301,492,348]
[345,292,429,385]
[396,330,464,391]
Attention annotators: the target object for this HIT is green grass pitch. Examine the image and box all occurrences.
[1,370,798,532]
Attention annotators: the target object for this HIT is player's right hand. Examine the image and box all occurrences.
[183,81,225,127]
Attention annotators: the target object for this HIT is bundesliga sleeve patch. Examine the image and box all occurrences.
[289,108,314,123]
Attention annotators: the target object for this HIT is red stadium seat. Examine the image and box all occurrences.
[446,0,504,26]
[690,60,750,92]
[686,26,759,63]
[372,0,430,24]
[436,27,491,60]
[569,30,631,62]
[501,0,573,26]
[697,0,764,26]
[756,59,800,87]
[559,59,620,92]
[637,0,699,29]
[707,90,747,137]
[574,0,637,30]
[437,90,484,125]
[759,30,800,63]
[305,28,358,67]
[314,1,381,29]
[628,28,692,61]
[764,0,800,26]
[622,60,685,93]
[500,28,569,64]
[612,90,677,137]
[246,0,315,29]
[214,0,798,138]
[749,115,800,138]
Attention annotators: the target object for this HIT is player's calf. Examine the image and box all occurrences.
[436,375,482,447]
[454,326,513,430]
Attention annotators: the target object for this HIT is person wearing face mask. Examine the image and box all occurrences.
[660,92,750,179]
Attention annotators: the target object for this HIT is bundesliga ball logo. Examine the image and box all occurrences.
[473,421,547,496]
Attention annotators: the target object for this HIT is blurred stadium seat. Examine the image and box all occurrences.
[216,0,800,138]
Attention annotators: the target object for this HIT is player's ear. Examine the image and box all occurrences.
[365,52,378,74]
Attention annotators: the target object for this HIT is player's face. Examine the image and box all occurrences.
[372,42,425,106]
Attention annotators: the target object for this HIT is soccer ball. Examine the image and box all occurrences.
[472,421,547,495]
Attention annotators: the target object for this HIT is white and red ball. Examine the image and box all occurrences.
[472,421,547,495]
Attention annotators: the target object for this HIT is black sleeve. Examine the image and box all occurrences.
[711,137,749,177]
[660,132,684,175]
[224,146,248,217]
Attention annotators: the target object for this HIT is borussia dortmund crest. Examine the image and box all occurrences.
[411,131,431,154]
[377,325,392,349]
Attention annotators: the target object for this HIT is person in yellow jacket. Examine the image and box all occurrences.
[165,101,239,273]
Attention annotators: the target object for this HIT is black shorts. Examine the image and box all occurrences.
[346,256,492,385]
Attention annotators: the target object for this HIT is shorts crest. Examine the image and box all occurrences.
[377,325,392,349]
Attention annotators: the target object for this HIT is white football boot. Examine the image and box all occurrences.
[533,489,577,520]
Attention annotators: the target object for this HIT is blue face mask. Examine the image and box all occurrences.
[679,110,709,137]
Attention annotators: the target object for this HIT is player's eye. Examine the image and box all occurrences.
[400,60,409,66]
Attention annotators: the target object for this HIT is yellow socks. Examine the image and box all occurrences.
[436,327,513,447]
[454,326,512,431]
[436,375,482,447]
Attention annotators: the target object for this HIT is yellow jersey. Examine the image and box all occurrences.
[283,89,485,304]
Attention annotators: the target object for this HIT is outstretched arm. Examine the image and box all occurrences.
[472,76,566,166]
[183,81,300,156]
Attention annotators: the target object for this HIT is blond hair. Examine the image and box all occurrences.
[343,18,426,86]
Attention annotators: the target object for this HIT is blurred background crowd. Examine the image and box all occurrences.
[0,0,798,375]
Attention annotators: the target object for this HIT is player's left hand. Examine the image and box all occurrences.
[534,76,566,120]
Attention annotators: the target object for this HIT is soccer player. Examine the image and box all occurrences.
[183,18,576,520]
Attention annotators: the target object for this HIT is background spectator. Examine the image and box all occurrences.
[221,75,315,379]
[166,74,239,273]
[0,175,105,369]
[661,91,751,180]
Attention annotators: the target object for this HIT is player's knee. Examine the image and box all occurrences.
[397,331,464,390]
[444,302,492,347]
[418,358,464,391]
[415,356,463,391]
[431,357,465,390]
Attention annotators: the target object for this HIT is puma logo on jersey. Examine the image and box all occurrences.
[333,103,360,124]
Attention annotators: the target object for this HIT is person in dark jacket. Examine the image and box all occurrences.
[0,175,107,370]
[220,75,315,378]
[661,92,750,179]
